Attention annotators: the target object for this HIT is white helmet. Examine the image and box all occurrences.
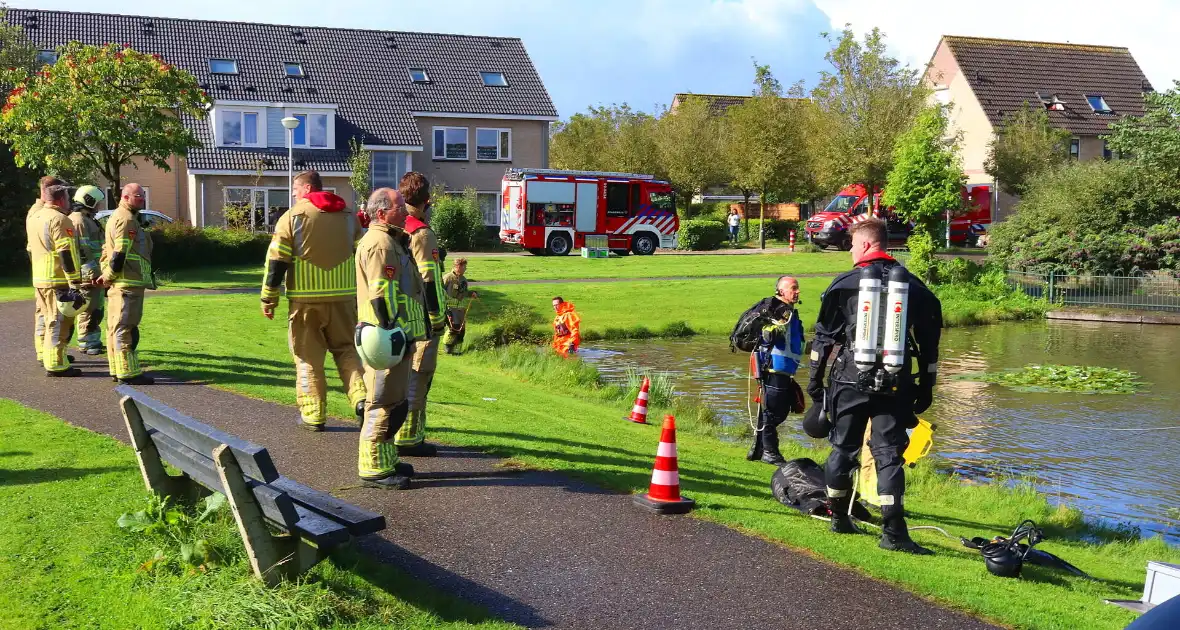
[73,185,106,210]
[57,289,89,317]
[354,323,408,369]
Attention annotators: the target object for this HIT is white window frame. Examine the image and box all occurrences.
[480,71,508,87]
[223,185,337,232]
[142,186,152,210]
[432,126,469,161]
[283,62,305,78]
[217,108,264,148]
[1085,94,1112,113]
[475,191,502,226]
[1069,137,1080,160]
[209,58,238,74]
[408,68,430,83]
[475,127,511,161]
[288,110,333,149]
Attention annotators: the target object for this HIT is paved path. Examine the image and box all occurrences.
[0,299,997,630]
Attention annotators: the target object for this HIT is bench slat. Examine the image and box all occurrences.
[117,386,279,483]
[270,476,386,536]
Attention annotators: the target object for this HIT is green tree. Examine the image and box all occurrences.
[810,26,928,206]
[347,136,372,209]
[882,106,965,238]
[656,95,724,207]
[0,42,210,188]
[984,104,1072,196]
[549,104,662,176]
[0,8,42,268]
[1106,81,1180,181]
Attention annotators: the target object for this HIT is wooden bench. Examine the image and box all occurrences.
[116,385,385,586]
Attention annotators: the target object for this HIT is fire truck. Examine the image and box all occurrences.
[805,183,992,250]
[499,168,678,255]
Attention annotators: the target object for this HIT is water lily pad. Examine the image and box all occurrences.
[955,364,1144,394]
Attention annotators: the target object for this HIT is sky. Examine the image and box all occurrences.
[11,0,1180,118]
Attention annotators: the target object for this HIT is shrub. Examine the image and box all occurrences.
[934,256,982,285]
[793,241,823,254]
[473,303,545,349]
[677,219,726,251]
[431,187,485,252]
[741,218,798,242]
[151,225,270,270]
[905,231,937,283]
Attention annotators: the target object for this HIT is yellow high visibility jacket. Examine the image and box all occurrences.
[27,203,82,289]
[263,192,359,303]
[25,199,43,255]
[101,203,154,289]
[69,210,104,265]
[442,271,470,309]
[405,206,446,328]
[355,223,428,341]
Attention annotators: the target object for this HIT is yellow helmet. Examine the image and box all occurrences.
[72,185,105,209]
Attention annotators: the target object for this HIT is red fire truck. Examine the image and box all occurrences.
[805,183,993,250]
[499,168,679,256]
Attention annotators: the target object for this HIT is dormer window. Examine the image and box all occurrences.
[284,62,305,78]
[1086,94,1112,114]
[210,59,238,74]
[480,71,508,87]
[1035,91,1066,111]
[409,68,430,83]
[36,50,57,66]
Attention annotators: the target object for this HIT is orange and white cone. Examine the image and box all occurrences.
[625,376,651,424]
[633,415,696,515]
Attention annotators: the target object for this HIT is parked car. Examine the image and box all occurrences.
[95,209,174,230]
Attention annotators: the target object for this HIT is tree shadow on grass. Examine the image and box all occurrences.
[0,451,33,458]
[0,465,133,487]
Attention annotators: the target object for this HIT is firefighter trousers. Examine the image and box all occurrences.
[443,307,466,352]
[107,288,145,379]
[358,357,412,479]
[76,285,105,350]
[397,334,439,446]
[823,384,911,506]
[32,296,44,361]
[288,300,366,427]
[36,288,75,373]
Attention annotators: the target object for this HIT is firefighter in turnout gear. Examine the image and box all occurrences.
[354,188,429,489]
[748,276,806,466]
[441,257,476,355]
[808,218,942,555]
[395,172,445,456]
[101,183,156,385]
[551,297,581,358]
[28,181,85,376]
[70,185,107,355]
[262,171,366,431]
[26,176,61,363]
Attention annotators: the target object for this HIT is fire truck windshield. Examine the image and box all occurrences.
[824,194,859,213]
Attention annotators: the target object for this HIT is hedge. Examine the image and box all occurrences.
[677,219,726,251]
[150,225,271,270]
[741,218,798,242]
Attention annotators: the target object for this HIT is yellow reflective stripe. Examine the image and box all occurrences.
[290,255,356,297]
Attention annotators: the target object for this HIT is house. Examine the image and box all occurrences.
[924,35,1153,220]
[7,8,557,228]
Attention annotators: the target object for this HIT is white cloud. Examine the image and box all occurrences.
[813,0,1179,89]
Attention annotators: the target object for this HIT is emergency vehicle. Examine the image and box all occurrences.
[499,168,678,256]
[805,183,992,250]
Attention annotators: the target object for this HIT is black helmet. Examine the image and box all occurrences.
[801,403,831,439]
[981,542,1024,578]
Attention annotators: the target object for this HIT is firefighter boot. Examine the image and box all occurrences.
[759,425,786,466]
[119,374,155,386]
[879,505,933,555]
[827,490,861,534]
[362,473,411,490]
[47,367,83,378]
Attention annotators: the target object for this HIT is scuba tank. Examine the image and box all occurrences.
[853,265,882,372]
[882,266,909,374]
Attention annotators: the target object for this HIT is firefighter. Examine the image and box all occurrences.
[26,176,60,363]
[354,187,428,488]
[551,296,581,358]
[808,218,942,555]
[261,170,366,431]
[29,181,85,376]
[100,183,155,385]
[70,185,107,356]
[441,257,476,355]
[748,276,805,466]
[395,172,444,456]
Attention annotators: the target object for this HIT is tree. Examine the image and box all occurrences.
[656,95,724,207]
[810,27,928,206]
[0,8,43,268]
[1106,81,1180,181]
[549,104,662,176]
[0,42,210,188]
[882,106,966,239]
[347,136,372,209]
[984,104,1072,197]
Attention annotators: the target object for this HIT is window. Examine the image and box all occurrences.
[284,63,305,78]
[606,182,629,217]
[220,109,262,147]
[36,50,57,66]
[475,128,511,161]
[291,112,329,148]
[432,126,468,160]
[649,191,674,212]
[409,68,430,83]
[1086,95,1112,113]
[1103,140,1121,161]
[480,71,508,87]
[1070,138,1080,160]
[371,152,409,190]
[224,187,293,232]
[477,193,500,226]
[209,59,238,74]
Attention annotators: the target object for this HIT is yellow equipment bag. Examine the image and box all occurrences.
[856,417,936,507]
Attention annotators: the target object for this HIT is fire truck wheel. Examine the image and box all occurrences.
[838,235,853,251]
[631,232,657,256]
[547,233,572,256]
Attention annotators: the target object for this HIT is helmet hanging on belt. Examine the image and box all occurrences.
[354,322,408,369]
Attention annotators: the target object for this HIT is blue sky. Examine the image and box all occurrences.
[12,0,1179,118]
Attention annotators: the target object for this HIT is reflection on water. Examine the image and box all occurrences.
[583,321,1180,539]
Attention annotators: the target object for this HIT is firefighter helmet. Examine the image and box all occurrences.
[73,185,106,210]
[354,322,408,369]
[57,288,89,318]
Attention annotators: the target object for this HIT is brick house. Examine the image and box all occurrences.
[924,36,1153,220]
[8,8,557,228]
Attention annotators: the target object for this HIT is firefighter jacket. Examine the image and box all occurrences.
[25,199,43,255]
[405,206,446,328]
[27,203,82,289]
[69,210,104,266]
[442,271,470,309]
[552,301,581,351]
[101,203,154,289]
[356,222,428,342]
[758,303,805,376]
[262,191,359,304]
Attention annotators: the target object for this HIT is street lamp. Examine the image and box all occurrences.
[280,116,300,204]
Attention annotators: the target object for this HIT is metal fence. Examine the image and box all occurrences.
[1006,271,1180,313]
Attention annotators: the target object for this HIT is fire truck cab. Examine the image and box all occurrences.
[499,168,678,256]
[805,183,992,250]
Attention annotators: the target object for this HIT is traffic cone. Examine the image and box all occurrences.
[625,376,650,424]
[633,415,696,515]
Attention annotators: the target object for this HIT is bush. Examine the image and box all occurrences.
[934,256,983,285]
[677,219,726,251]
[473,303,545,349]
[741,218,798,242]
[905,231,937,283]
[431,187,485,252]
[151,225,270,270]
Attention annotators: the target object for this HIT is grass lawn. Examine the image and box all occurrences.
[0,399,515,630]
[463,251,851,282]
[130,292,1173,630]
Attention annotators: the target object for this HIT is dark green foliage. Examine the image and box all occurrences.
[151,225,270,271]
[677,219,726,250]
[0,144,39,273]
[741,218,797,241]
[431,187,486,252]
[473,303,546,349]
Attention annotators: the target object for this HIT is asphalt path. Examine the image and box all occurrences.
[0,299,998,630]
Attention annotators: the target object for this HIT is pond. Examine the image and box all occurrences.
[581,321,1180,539]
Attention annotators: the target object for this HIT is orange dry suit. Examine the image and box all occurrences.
[552,301,581,358]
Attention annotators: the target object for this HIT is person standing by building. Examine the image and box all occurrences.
[261,170,366,430]
[29,181,84,376]
[551,296,581,358]
[807,218,942,555]
[747,276,805,465]
[441,257,476,355]
[354,187,428,489]
[727,208,741,246]
[395,172,445,457]
[69,185,107,356]
[100,183,155,385]
[26,176,61,363]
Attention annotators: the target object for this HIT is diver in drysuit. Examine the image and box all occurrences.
[808,218,942,555]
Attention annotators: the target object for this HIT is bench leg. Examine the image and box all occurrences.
[121,396,191,500]
[213,444,297,586]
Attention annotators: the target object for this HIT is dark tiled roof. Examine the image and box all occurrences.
[6,8,557,169]
[671,93,809,116]
[943,36,1152,136]
[182,114,351,172]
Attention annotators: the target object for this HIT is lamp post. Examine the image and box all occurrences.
[280,116,301,203]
